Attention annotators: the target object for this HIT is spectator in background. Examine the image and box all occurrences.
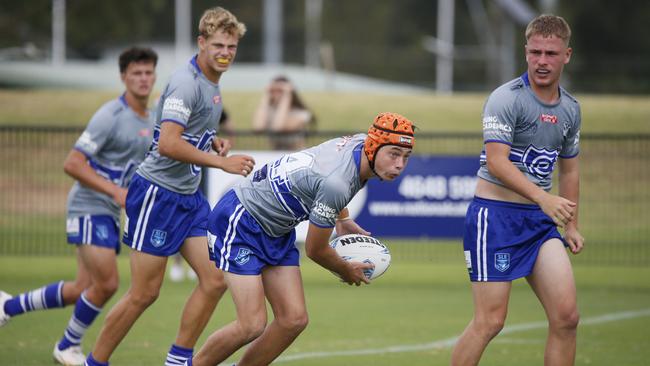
[252,76,316,151]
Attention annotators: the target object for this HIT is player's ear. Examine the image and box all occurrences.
[564,47,573,64]
[197,35,206,51]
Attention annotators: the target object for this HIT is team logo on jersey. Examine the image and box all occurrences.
[495,253,510,272]
[234,248,252,265]
[138,128,150,137]
[96,225,109,241]
[521,145,559,179]
[150,229,167,247]
[540,113,558,124]
[213,95,221,104]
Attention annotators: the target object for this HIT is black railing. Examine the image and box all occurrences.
[1,126,648,266]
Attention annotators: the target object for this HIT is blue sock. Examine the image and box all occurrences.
[57,291,102,350]
[85,352,109,366]
[4,281,64,316]
[165,344,193,366]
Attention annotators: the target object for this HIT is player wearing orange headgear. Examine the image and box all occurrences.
[186,112,415,366]
[364,112,416,179]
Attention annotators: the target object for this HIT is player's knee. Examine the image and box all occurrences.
[98,276,119,298]
[67,280,89,300]
[277,312,309,334]
[128,288,160,309]
[474,315,505,339]
[199,273,227,297]
[238,314,267,342]
[552,308,580,331]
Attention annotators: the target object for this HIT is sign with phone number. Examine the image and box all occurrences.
[354,155,479,238]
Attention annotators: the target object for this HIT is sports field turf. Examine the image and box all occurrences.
[1,254,649,365]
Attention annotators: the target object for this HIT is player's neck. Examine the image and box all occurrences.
[530,81,561,104]
[197,56,222,84]
[124,92,149,118]
[359,154,374,181]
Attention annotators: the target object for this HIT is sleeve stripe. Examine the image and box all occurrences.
[484,139,512,146]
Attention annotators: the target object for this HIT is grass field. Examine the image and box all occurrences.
[1,89,649,133]
[0,89,648,365]
[1,255,649,366]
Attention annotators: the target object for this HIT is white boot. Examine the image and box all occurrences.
[53,343,86,366]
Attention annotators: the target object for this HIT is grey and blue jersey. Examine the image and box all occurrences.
[67,94,153,219]
[235,134,367,237]
[137,55,223,194]
[478,72,581,191]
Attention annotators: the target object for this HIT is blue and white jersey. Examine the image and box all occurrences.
[235,134,367,237]
[137,55,223,194]
[478,72,581,191]
[67,95,153,219]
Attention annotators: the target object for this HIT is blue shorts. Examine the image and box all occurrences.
[66,215,121,253]
[463,197,563,282]
[207,190,299,275]
[123,174,210,257]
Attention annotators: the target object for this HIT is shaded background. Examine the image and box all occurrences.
[1,0,649,93]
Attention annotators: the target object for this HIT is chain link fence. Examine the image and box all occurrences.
[1,126,648,266]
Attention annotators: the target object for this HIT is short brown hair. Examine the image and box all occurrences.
[198,7,246,39]
[525,14,571,45]
[118,47,158,73]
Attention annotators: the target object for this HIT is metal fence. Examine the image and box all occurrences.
[1,126,648,266]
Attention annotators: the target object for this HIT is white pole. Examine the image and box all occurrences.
[52,0,65,65]
[263,0,283,65]
[436,0,455,94]
[175,0,192,65]
[305,0,322,68]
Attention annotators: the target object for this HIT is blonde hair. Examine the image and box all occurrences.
[198,7,246,39]
[525,14,571,45]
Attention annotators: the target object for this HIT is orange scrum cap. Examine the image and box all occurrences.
[364,112,416,167]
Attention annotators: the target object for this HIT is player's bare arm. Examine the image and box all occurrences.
[63,149,128,207]
[211,137,231,156]
[304,224,372,286]
[485,142,575,227]
[158,121,255,176]
[559,157,584,253]
[335,208,370,236]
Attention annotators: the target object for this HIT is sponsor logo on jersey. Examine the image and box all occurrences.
[482,116,512,133]
[150,229,167,247]
[234,248,251,265]
[495,252,510,272]
[163,97,191,120]
[77,132,98,154]
[540,113,558,124]
[138,128,150,137]
[313,201,337,220]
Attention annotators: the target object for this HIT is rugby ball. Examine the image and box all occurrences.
[329,234,391,280]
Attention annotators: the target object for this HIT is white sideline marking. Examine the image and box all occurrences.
[273,308,650,363]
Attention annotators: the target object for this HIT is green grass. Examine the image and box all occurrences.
[1,256,649,365]
[1,89,649,133]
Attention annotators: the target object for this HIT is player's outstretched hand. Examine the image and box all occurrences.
[335,219,370,236]
[219,154,255,177]
[564,227,585,254]
[539,193,576,228]
[212,137,231,156]
[341,261,374,286]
